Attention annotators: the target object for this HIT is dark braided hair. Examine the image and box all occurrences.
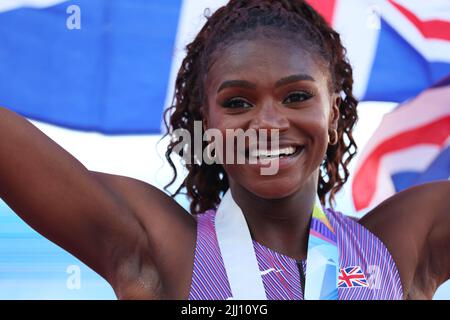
[163,0,358,214]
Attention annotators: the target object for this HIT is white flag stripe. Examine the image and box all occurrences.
[355,86,450,170]
[333,0,380,99]
[381,1,450,62]
[0,0,68,13]
[379,145,442,175]
[163,0,227,116]
[394,0,450,21]
[366,143,448,210]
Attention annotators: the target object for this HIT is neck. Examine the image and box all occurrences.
[228,172,319,261]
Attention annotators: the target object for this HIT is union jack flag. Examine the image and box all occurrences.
[352,77,450,212]
[338,266,369,288]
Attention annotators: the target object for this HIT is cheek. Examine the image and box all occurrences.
[206,109,249,131]
[205,115,252,163]
[309,118,329,159]
[290,106,329,138]
[288,109,329,166]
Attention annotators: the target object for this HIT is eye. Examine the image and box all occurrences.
[222,97,253,109]
[283,91,313,104]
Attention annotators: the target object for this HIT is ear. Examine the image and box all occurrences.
[329,93,341,131]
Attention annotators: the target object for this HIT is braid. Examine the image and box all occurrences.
[163,0,358,213]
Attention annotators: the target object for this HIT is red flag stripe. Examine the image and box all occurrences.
[352,116,450,211]
[306,0,337,26]
[339,273,366,287]
[389,0,450,41]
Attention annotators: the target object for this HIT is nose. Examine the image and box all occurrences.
[249,100,290,132]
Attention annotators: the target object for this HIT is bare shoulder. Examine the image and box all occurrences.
[91,171,195,234]
[359,180,450,299]
[91,171,197,299]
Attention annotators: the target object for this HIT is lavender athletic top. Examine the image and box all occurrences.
[188,208,403,300]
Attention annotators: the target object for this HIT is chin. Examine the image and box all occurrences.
[244,175,304,200]
[224,158,316,200]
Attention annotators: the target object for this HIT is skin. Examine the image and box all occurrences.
[203,38,339,260]
[0,36,448,300]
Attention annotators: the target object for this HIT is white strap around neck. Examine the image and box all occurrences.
[215,190,267,300]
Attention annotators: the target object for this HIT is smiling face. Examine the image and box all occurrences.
[203,36,340,200]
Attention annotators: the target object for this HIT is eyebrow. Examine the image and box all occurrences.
[275,74,315,87]
[217,80,256,93]
[217,74,315,93]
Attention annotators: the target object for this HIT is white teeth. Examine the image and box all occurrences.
[249,146,298,158]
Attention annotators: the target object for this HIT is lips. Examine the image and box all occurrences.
[249,146,295,158]
[245,144,305,161]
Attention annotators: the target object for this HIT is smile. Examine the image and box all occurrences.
[245,145,304,161]
[249,146,303,159]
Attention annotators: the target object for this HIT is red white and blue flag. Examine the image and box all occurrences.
[308,0,450,102]
[338,266,369,288]
[1,0,450,133]
[352,76,450,212]
[313,0,450,212]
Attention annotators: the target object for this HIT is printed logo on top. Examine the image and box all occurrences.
[338,266,369,288]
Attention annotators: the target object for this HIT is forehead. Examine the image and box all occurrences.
[205,37,329,91]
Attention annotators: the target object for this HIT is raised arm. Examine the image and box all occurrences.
[427,181,450,286]
[361,180,450,299]
[0,107,188,297]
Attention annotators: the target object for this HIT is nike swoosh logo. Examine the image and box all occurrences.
[260,268,283,276]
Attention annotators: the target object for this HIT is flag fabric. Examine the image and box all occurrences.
[0,0,182,134]
[1,0,450,134]
[307,0,450,102]
[363,0,450,102]
[338,266,369,288]
[352,76,450,212]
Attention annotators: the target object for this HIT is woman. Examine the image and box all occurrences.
[0,0,448,300]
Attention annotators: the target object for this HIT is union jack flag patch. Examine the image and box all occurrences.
[338,266,369,288]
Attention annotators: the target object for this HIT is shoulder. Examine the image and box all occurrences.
[324,208,404,300]
[90,171,196,240]
[358,180,450,299]
[90,171,197,299]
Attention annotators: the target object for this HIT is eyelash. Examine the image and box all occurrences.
[221,91,314,109]
[222,97,253,109]
[282,91,314,104]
